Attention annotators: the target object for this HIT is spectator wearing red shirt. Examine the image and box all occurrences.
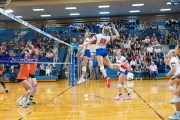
[150,33,157,43]
[1,45,6,54]
[20,39,25,47]
[36,39,41,48]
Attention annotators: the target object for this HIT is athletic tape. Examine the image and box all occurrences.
[0,8,71,47]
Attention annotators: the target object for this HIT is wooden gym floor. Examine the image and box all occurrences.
[0,79,174,120]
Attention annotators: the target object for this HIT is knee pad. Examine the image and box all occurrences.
[169,86,174,91]
[1,82,4,86]
[34,84,38,91]
[100,66,104,71]
[123,84,127,88]
[174,95,180,102]
[27,88,34,94]
[82,67,86,72]
[117,83,122,88]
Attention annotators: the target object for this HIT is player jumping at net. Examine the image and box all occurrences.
[77,32,91,84]
[114,49,132,100]
[26,44,42,105]
[166,45,180,120]
[0,64,8,93]
[79,23,127,88]
[16,52,34,108]
[164,49,180,104]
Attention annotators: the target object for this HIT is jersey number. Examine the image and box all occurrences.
[99,38,106,45]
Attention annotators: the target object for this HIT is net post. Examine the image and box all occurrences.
[71,50,75,87]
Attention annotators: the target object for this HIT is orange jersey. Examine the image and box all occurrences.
[29,64,37,75]
[0,68,4,75]
[17,64,29,80]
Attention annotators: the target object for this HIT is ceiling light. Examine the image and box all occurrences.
[65,7,77,10]
[167,2,178,4]
[156,15,165,16]
[129,10,140,12]
[41,15,51,17]
[33,9,44,11]
[98,5,110,8]
[160,9,171,11]
[132,4,144,6]
[5,10,13,13]
[99,12,109,14]
[16,16,22,18]
[70,13,80,15]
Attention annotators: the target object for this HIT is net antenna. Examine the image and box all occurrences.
[4,0,11,8]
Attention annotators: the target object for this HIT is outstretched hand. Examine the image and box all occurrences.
[111,23,115,29]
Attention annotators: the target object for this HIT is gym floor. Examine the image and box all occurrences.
[0,79,173,120]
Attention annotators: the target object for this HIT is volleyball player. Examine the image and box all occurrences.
[77,32,91,84]
[79,23,126,88]
[16,52,34,108]
[167,46,180,119]
[114,49,132,100]
[0,64,8,93]
[164,50,180,104]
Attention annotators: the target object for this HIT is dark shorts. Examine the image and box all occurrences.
[29,74,35,78]
[96,49,107,57]
[17,79,26,83]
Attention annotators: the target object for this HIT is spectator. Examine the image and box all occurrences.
[39,64,45,76]
[2,40,7,46]
[14,42,20,53]
[124,41,131,50]
[46,64,52,76]
[130,59,136,70]
[36,39,41,48]
[149,62,158,80]
[165,33,172,45]
[169,37,176,49]
[92,57,99,80]
[27,39,32,45]
[133,64,142,80]
[1,45,6,54]
[51,64,57,76]
[136,56,142,66]
[20,39,25,48]
[54,41,59,48]
[52,46,58,62]
[46,51,53,62]
[11,51,16,56]
[146,44,153,56]
[157,58,165,73]
[4,51,9,57]
[150,33,157,43]
[141,61,150,79]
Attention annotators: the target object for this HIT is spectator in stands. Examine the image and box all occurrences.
[136,56,142,66]
[4,51,9,57]
[169,37,176,49]
[20,39,25,48]
[51,64,57,76]
[150,33,157,43]
[27,39,32,45]
[54,41,59,48]
[36,39,41,48]
[92,57,99,80]
[126,49,132,62]
[10,51,16,56]
[55,30,60,39]
[46,51,53,62]
[130,58,136,70]
[40,46,46,56]
[46,41,52,52]
[154,46,162,55]
[147,44,153,56]
[149,61,158,80]
[1,45,6,54]
[52,46,58,62]
[2,40,7,46]
[151,53,158,64]
[41,24,45,31]
[133,64,142,80]
[106,42,113,52]
[144,36,150,46]
[157,58,165,73]
[141,61,150,79]
[124,41,131,50]
[39,64,45,76]
[165,33,172,45]
[14,42,20,53]
[46,64,52,76]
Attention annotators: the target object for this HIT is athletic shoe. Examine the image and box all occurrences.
[170,99,175,104]
[77,77,85,84]
[16,97,22,104]
[114,95,122,100]
[168,113,180,120]
[5,90,8,93]
[106,77,110,88]
[27,99,36,105]
[123,95,132,100]
[19,100,28,108]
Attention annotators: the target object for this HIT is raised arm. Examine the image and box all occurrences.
[111,23,120,41]
[79,37,96,47]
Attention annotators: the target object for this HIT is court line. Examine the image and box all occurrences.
[130,87,165,120]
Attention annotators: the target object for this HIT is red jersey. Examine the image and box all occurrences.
[17,64,29,80]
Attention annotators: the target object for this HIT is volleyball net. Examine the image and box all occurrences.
[0,8,76,86]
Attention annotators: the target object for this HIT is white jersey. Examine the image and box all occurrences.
[170,57,180,75]
[93,34,111,49]
[116,56,126,72]
[83,38,90,50]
